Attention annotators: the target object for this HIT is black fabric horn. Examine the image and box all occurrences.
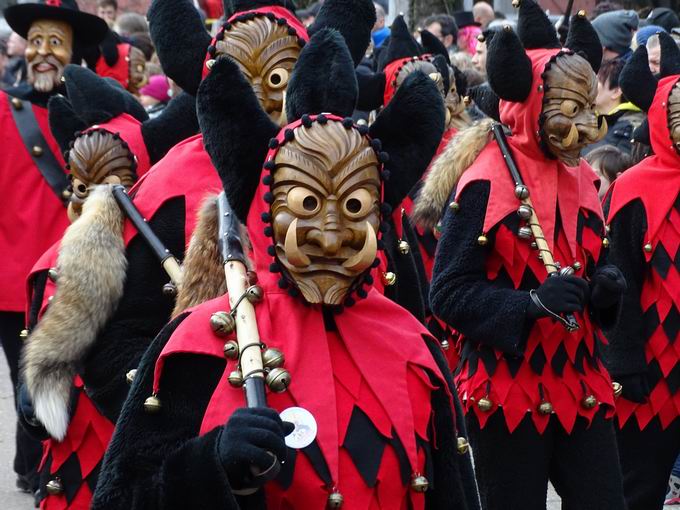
[420,29,451,64]
[285,29,358,122]
[468,84,500,121]
[370,71,445,208]
[47,96,87,154]
[148,0,211,95]
[141,93,200,164]
[432,54,451,95]
[565,12,603,73]
[619,45,658,112]
[659,31,680,78]
[516,0,560,50]
[355,71,386,112]
[486,27,533,103]
[197,57,279,223]
[378,15,422,71]
[308,0,376,67]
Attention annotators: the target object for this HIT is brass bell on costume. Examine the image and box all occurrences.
[477,235,489,246]
[449,201,460,211]
[125,369,137,385]
[266,367,291,393]
[46,478,64,495]
[223,340,239,360]
[440,339,450,351]
[382,271,397,286]
[246,285,264,303]
[162,283,177,297]
[228,370,244,388]
[327,491,344,508]
[143,394,162,413]
[517,205,532,220]
[514,184,529,199]
[32,145,44,157]
[612,382,623,398]
[477,396,493,412]
[47,268,58,282]
[538,401,553,415]
[62,188,72,200]
[262,347,285,369]
[411,474,429,492]
[398,240,410,255]
[11,97,23,110]
[572,261,582,271]
[602,238,610,248]
[644,243,653,253]
[210,311,236,337]
[581,395,597,409]
[19,329,29,340]
[518,226,532,240]
[456,436,470,454]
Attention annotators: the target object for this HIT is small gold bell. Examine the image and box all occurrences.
[162,283,177,297]
[11,97,23,110]
[456,436,469,454]
[32,145,44,157]
[477,235,488,246]
[612,381,623,398]
[327,491,344,508]
[382,271,397,286]
[266,367,291,393]
[398,240,410,255]
[62,188,72,200]
[537,401,553,415]
[19,329,29,340]
[47,268,58,282]
[581,395,597,409]
[143,394,162,413]
[476,33,486,42]
[477,396,493,412]
[246,285,264,303]
[46,478,64,495]
[440,339,450,351]
[210,311,236,337]
[602,238,610,248]
[577,9,586,17]
[262,347,285,368]
[206,58,216,69]
[644,243,653,253]
[125,369,137,385]
[411,474,429,492]
[228,370,243,387]
[449,201,460,211]
[223,340,239,360]
[572,261,582,271]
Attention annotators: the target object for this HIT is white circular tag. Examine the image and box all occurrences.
[280,406,317,449]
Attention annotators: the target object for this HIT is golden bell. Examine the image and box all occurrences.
[456,436,469,454]
[228,370,243,388]
[398,240,410,255]
[125,369,137,385]
[262,347,285,368]
[612,381,623,398]
[476,33,486,42]
[246,285,264,303]
[449,201,460,211]
[327,491,344,508]
[20,329,29,340]
[440,339,450,351]
[411,474,429,492]
[223,340,239,360]
[31,145,43,157]
[602,238,610,248]
[581,395,597,409]
[477,235,488,246]
[477,396,493,412]
[206,59,216,70]
[46,478,64,495]
[162,283,177,297]
[537,401,553,415]
[143,394,162,413]
[47,268,58,282]
[644,243,653,253]
[11,97,23,110]
[577,9,586,17]
[572,261,582,271]
[266,367,291,393]
[382,271,397,286]
[210,311,236,337]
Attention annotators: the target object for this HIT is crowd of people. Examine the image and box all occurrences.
[0,0,679,509]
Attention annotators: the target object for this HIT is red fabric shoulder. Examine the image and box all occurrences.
[95,43,131,89]
[89,113,151,177]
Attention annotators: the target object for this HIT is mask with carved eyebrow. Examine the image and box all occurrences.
[540,53,606,167]
[271,121,381,305]
[668,82,680,153]
[128,46,148,95]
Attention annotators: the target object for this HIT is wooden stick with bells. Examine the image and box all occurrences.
[213,191,291,487]
[490,123,580,332]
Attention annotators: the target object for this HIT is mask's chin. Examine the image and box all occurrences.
[292,272,354,305]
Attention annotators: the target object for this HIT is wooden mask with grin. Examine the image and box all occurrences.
[271,121,381,305]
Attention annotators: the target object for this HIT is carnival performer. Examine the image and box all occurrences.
[91,27,479,510]
[605,32,680,510]
[91,31,149,95]
[0,0,108,495]
[428,2,628,509]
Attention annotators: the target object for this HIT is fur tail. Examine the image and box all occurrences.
[172,195,226,317]
[412,118,494,230]
[22,186,127,441]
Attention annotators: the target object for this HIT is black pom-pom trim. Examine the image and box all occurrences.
[301,114,312,127]
[381,170,391,181]
[207,45,216,56]
[378,151,390,163]
[377,239,385,250]
[269,138,279,149]
[357,125,369,135]
[342,118,354,128]
[269,262,281,273]
[380,203,392,215]
[264,226,274,237]
[379,222,390,233]
[262,175,272,186]
[287,27,297,36]
[284,129,295,141]
[266,13,276,21]
[261,212,272,222]
[298,38,306,47]
[278,278,290,289]
[371,139,382,151]
[223,22,232,30]
[267,245,276,256]
[64,163,70,170]
[263,191,274,203]
[357,288,368,298]
[216,30,225,41]
[287,287,300,297]
[276,17,287,25]
[344,297,356,307]
[317,114,328,124]
[263,160,275,171]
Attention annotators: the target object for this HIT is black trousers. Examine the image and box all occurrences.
[617,416,680,510]
[0,311,42,488]
[467,409,625,510]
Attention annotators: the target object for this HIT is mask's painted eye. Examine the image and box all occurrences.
[267,68,289,90]
[287,186,321,216]
[560,100,580,117]
[342,189,373,219]
[50,37,61,46]
[32,36,43,47]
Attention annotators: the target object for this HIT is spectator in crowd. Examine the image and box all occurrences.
[585,144,632,199]
[473,1,494,28]
[1,31,26,88]
[127,31,154,60]
[424,13,458,54]
[635,24,665,48]
[641,7,680,33]
[0,38,7,86]
[114,12,149,37]
[296,1,320,27]
[372,2,389,48]
[591,0,623,19]
[584,57,644,156]
[453,10,481,55]
[97,0,117,28]
[139,73,170,116]
[646,32,661,74]
[471,28,497,79]
[592,9,639,60]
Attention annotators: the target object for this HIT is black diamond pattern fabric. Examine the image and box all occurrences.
[663,306,680,344]
[651,243,673,280]
[342,406,387,487]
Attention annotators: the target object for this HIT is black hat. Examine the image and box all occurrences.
[453,11,479,29]
[5,0,109,46]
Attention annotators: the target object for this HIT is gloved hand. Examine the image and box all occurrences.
[16,382,48,440]
[590,265,627,309]
[217,407,294,490]
[616,373,650,403]
[527,275,590,319]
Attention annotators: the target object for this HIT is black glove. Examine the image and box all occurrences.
[616,373,650,404]
[217,407,294,490]
[527,275,590,319]
[590,265,627,309]
[16,382,48,440]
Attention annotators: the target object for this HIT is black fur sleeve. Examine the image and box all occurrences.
[429,181,533,355]
[602,198,648,376]
[80,197,186,422]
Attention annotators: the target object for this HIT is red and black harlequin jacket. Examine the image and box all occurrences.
[430,49,617,435]
[605,75,680,431]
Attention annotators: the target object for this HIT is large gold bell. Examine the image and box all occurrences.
[612,382,623,398]
[327,491,344,508]
[382,271,397,286]
[223,340,239,360]
[19,329,29,340]
[581,395,597,409]
[602,238,610,248]
[210,311,236,337]
[125,369,137,385]
[456,436,469,454]
[143,394,162,413]
[246,285,264,303]
[228,370,243,388]
[411,474,429,492]
[266,367,291,393]
[262,347,285,368]
[398,240,410,255]
[477,396,493,412]
[537,401,553,415]
[46,478,64,495]
[477,235,488,246]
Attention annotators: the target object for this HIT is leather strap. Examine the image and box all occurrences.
[8,94,69,205]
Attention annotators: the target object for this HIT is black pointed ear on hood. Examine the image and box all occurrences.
[565,11,603,73]
[197,57,279,223]
[378,15,422,70]
[486,26,533,102]
[148,0,211,95]
[47,96,87,154]
[659,31,680,78]
[285,29,358,122]
[308,0,375,67]
[141,93,200,164]
[432,54,451,95]
[620,45,658,112]
[516,0,560,50]
[453,64,468,97]
[356,71,386,111]
[63,65,148,125]
[420,29,450,65]
[370,71,445,209]
[468,83,500,121]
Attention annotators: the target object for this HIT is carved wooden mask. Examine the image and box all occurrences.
[445,66,464,125]
[25,19,73,93]
[541,53,606,167]
[271,121,381,305]
[668,82,680,153]
[127,46,148,95]
[215,16,302,125]
[396,59,445,97]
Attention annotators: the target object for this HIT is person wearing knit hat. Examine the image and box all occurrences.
[592,9,639,60]
[139,74,171,111]
[642,7,680,34]
[636,24,666,47]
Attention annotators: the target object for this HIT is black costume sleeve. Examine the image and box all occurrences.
[80,197,187,422]
[429,181,533,355]
[602,198,648,376]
